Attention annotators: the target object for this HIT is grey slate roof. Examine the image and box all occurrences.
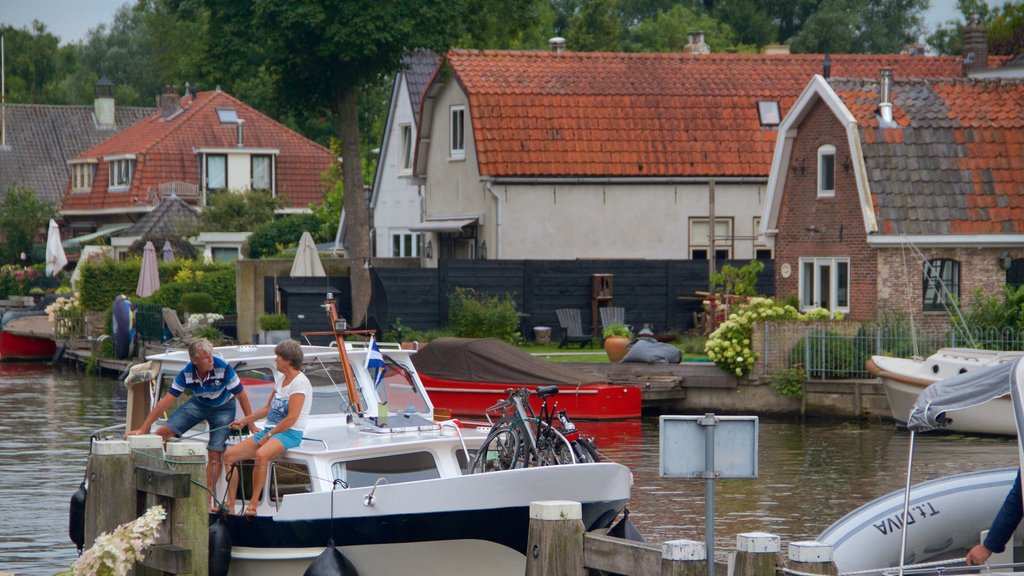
[0,103,153,206]
[401,50,441,125]
[120,193,199,238]
[829,77,1024,236]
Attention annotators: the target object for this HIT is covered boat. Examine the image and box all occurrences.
[0,310,56,361]
[412,337,641,420]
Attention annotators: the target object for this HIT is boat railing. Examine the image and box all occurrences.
[90,423,127,441]
[879,560,1024,576]
[437,420,471,472]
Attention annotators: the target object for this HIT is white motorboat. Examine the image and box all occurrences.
[867,348,1023,436]
[819,467,1016,573]
[97,336,633,575]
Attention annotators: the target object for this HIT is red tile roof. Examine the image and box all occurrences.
[444,50,969,178]
[62,90,333,213]
[831,77,1024,235]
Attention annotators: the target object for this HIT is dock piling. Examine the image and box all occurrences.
[787,541,839,576]
[525,500,585,576]
[734,532,782,576]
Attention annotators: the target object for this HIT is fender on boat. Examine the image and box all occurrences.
[69,480,87,553]
[112,295,134,360]
[304,540,359,576]
[608,508,644,542]
[817,467,1016,573]
[209,516,232,576]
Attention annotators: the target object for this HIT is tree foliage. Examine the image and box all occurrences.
[789,0,927,53]
[198,189,280,233]
[244,214,325,260]
[0,185,58,265]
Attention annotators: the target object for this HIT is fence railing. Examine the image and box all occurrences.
[758,322,1024,379]
[54,306,86,340]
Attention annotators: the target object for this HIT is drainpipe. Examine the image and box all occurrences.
[485,180,502,259]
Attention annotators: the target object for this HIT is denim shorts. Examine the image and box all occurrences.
[252,428,303,450]
[165,397,236,452]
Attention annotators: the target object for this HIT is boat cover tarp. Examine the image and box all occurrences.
[907,358,1023,436]
[411,337,604,386]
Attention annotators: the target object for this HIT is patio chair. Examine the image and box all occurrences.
[162,307,192,342]
[555,308,594,349]
[599,306,631,335]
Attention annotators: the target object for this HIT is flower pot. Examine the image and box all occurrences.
[603,336,630,363]
[533,326,552,345]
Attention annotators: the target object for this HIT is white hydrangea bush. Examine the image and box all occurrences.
[68,505,166,576]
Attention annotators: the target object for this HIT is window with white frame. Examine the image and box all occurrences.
[107,159,134,191]
[206,154,227,190]
[71,163,95,192]
[818,145,836,197]
[799,257,849,312]
[689,218,733,260]
[923,258,960,312]
[211,247,240,262]
[399,124,413,173]
[752,216,773,259]
[391,230,420,257]
[450,105,465,159]
[251,155,273,191]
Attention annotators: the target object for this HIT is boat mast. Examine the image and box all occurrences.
[325,297,365,413]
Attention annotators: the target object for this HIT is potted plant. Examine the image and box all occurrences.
[29,287,46,304]
[258,313,291,344]
[602,323,632,363]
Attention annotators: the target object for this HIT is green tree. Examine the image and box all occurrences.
[625,4,738,52]
[0,22,65,104]
[311,139,344,244]
[0,185,58,264]
[789,0,927,53]
[713,0,777,47]
[926,0,990,54]
[244,214,324,260]
[457,0,556,49]
[566,0,625,51]
[198,189,279,232]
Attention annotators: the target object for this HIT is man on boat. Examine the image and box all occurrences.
[966,469,1022,565]
[127,338,253,510]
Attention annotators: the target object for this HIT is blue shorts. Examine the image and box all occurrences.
[165,397,236,452]
[252,428,303,450]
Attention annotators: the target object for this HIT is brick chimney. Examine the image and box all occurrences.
[93,77,115,128]
[962,13,988,74]
[683,31,710,54]
[159,85,181,119]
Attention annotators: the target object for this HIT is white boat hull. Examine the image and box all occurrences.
[870,349,1021,436]
[819,467,1017,573]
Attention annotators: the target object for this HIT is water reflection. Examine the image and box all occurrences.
[0,367,1016,574]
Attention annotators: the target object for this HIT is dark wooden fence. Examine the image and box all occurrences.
[268,259,774,342]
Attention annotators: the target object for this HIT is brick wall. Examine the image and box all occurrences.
[774,99,877,320]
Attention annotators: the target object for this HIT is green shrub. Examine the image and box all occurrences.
[78,258,237,315]
[789,330,867,378]
[706,297,802,376]
[179,292,216,314]
[192,325,225,345]
[244,215,324,259]
[258,313,290,331]
[447,287,521,344]
[602,323,631,339]
[769,368,805,399]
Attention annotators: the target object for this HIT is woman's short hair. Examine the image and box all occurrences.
[274,339,304,371]
[188,338,214,361]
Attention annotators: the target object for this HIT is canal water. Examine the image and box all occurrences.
[1,364,1018,575]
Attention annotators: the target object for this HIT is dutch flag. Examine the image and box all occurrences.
[366,335,385,389]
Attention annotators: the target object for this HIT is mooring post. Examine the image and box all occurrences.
[166,441,208,575]
[787,541,839,576]
[525,500,585,576]
[734,532,781,576]
[128,434,169,576]
[662,538,707,576]
[83,439,135,548]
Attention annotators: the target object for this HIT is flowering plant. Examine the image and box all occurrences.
[66,505,165,576]
[46,293,84,323]
[187,312,224,329]
[705,297,841,377]
[0,264,42,297]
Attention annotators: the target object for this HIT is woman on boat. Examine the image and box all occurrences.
[223,339,312,516]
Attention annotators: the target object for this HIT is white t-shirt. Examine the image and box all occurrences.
[265,372,312,432]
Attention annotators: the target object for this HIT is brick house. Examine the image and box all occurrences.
[61,87,334,239]
[411,47,971,265]
[760,73,1024,325]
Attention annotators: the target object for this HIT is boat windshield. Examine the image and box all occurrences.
[376,357,430,416]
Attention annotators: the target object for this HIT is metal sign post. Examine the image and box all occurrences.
[661,414,759,576]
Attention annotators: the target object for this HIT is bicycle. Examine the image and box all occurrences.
[470,386,600,473]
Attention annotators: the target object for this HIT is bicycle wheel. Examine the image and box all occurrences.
[531,422,575,466]
[572,437,602,463]
[470,424,526,473]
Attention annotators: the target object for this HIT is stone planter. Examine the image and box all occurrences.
[603,336,630,363]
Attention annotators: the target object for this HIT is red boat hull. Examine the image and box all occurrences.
[0,331,56,361]
[419,374,641,420]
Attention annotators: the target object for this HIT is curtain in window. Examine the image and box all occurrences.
[252,156,271,190]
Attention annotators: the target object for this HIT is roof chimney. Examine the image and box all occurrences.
[823,54,832,79]
[159,85,180,119]
[549,37,566,53]
[683,31,710,54]
[93,77,115,127]
[236,119,244,148]
[962,13,988,74]
[879,68,894,125]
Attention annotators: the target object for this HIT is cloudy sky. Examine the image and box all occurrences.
[0,0,998,46]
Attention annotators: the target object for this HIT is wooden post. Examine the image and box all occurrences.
[166,441,208,575]
[129,435,169,576]
[662,539,707,576]
[525,500,585,576]
[734,532,781,576]
[787,541,839,576]
[83,440,135,548]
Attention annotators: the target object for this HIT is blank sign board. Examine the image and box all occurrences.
[659,415,758,479]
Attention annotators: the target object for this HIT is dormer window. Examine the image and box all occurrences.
[757,101,780,127]
[69,161,96,192]
[450,105,465,160]
[105,156,136,192]
[817,145,835,198]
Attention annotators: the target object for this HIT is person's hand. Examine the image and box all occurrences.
[126,428,146,437]
[966,544,992,565]
[229,419,246,430]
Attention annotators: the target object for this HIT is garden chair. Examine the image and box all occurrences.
[161,307,192,343]
[555,308,594,349]
[599,306,631,335]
